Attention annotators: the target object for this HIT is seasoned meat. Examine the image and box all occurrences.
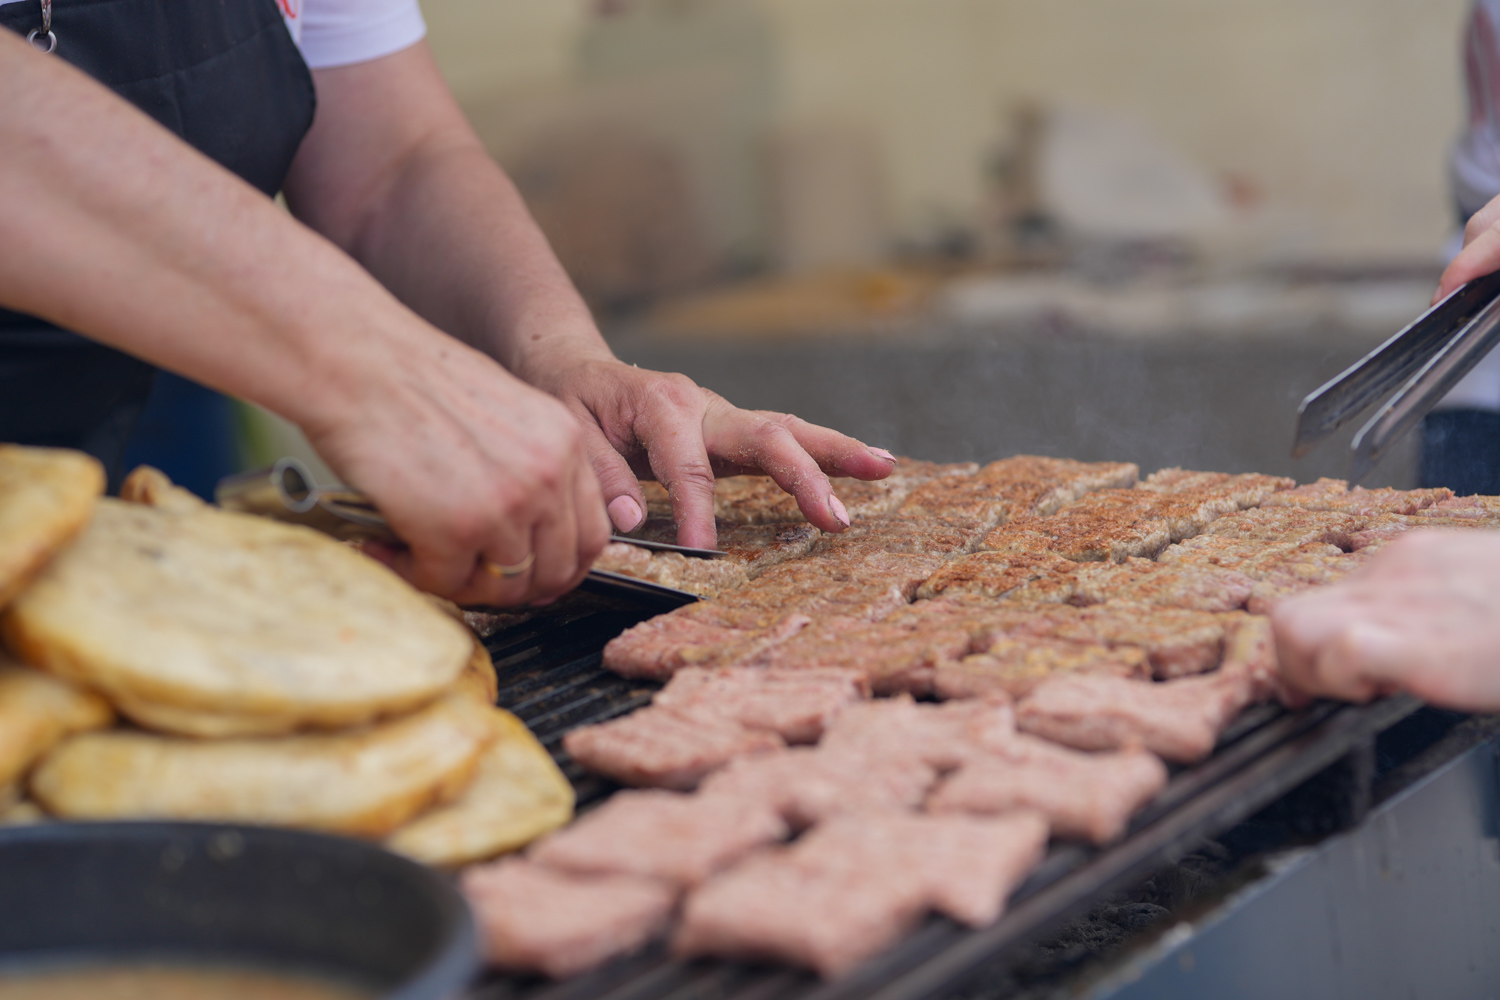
[915,551,1078,602]
[673,843,928,978]
[1259,478,1452,517]
[1417,494,1500,521]
[1202,506,1365,548]
[1141,469,1293,508]
[817,693,1016,770]
[1243,544,1374,614]
[760,618,973,696]
[461,858,677,979]
[1015,669,1255,764]
[653,666,869,743]
[529,789,788,887]
[934,636,1150,699]
[601,610,811,680]
[1069,558,1255,612]
[897,476,1010,531]
[813,516,975,559]
[699,746,936,829]
[977,455,1140,518]
[927,736,1167,844]
[562,705,785,790]
[714,522,823,576]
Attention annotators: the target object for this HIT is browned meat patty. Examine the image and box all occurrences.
[1015,668,1256,763]
[529,789,788,887]
[915,551,1078,602]
[699,746,936,829]
[927,736,1167,844]
[461,858,677,979]
[1202,506,1365,548]
[653,666,869,743]
[1260,478,1452,516]
[817,693,1016,771]
[1140,469,1293,508]
[562,705,785,790]
[759,618,973,696]
[1069,558,1255,612]
[601,611,812,680]
[791,812,1050,927]
[934,636,1150,699]
[673,842,929,978]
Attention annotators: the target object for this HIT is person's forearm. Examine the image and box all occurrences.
[282,46,612,389]
[0,32,471,441]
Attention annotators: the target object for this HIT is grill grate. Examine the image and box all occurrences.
[465,585,1418,1000]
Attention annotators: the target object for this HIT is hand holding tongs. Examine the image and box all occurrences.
[214,457,724,558]
[1293,270,1500,483]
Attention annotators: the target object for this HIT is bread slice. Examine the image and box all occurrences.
[2,498,470,734]
[0,653,113,786]
[0,445,104,609]
[30,692,494,837]
[387,708,574,866]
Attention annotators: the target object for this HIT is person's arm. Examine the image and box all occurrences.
[0,30,607,606]
[280,42,896,549]
[1272,530,1500,710]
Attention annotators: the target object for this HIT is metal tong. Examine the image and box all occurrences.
[214,457,725,558]
[1293,270,1500,483]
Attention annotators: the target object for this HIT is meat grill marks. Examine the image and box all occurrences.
[915,551,1078,602]
[1069,558,1256,612]
[1200,506,1366,548]
[673,812,1050,977]
[1140,468,1295,508]
[927,736,1168,844]
[462,859,677,979]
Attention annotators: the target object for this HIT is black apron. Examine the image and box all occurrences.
[0,0,315,484]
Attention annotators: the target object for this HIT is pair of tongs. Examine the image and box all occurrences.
[1293,270,1500,483]
[214,457,724,558]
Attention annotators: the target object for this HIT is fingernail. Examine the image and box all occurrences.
[828,494,850,528]
[868,447,897,463]
[608,496,644,532]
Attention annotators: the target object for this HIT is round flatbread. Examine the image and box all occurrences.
[0,445,104,610]
[0,653,112,787]
[2,498,471,733]
[387,708,574,867]
[30,692,495,837]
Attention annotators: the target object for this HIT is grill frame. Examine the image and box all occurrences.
[466,584,1418,1000]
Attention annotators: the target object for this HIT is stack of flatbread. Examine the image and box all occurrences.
[0,446,572,867]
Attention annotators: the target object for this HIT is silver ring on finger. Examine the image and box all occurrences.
[481,552,535,578]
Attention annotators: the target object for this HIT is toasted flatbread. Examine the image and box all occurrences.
[0,445,104,609]
[119,465,206,514]
[2,498,471,734]
[387,708,573,866]
[0,654,113,786]
[30,693,495,837]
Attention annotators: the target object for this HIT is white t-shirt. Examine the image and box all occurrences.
[0,0,426,69]
[275,0,426,70]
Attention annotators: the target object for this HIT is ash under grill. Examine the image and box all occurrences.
[465,584,1426,1000]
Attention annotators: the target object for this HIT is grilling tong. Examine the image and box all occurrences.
[1293,270,1500,482]
[214,457,724,559]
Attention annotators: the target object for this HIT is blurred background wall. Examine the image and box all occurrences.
[158,0,1474,494]
[428,0,1467,269]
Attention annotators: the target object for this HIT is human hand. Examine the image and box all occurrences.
[1435,192,1500,301]
[1271,530,1500,710]
[532,358,897,548]
[303,336,611,608]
